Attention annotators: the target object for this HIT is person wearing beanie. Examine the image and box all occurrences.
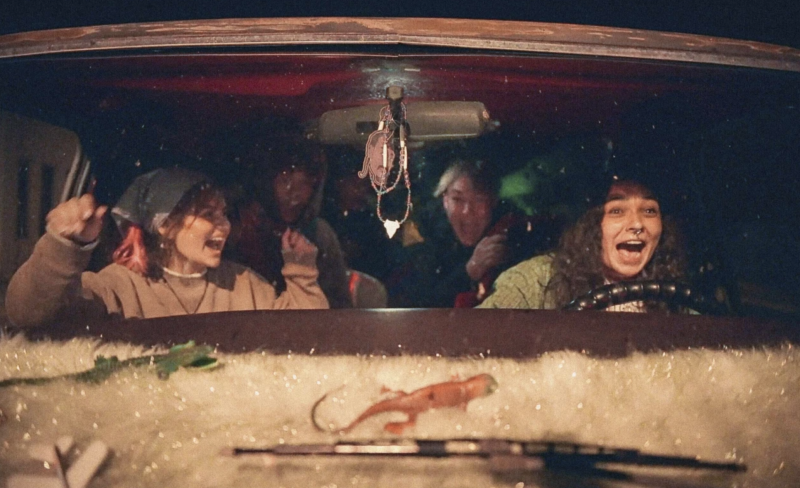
[5,167,328,328]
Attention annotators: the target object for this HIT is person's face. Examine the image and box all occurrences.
[166,198,231,274]
[273,170,315,224]
[601,182,663,281]
[443,175,494,247]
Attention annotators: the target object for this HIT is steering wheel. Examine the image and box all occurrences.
[563,280,726,315]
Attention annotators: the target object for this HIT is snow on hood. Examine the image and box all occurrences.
[0,336,797,487]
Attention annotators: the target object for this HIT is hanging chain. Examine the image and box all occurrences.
[358,89,413,238]
[375,148,412,226]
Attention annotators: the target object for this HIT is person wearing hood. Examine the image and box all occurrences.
[5,167,328,328]
[228,142,352,308]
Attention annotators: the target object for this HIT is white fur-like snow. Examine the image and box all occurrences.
[0,335,797,487]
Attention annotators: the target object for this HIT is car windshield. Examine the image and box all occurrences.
[0,19,799,487]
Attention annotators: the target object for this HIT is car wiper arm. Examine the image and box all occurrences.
[226,438,746,473]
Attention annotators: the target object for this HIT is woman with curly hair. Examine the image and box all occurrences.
[479,180,686,311]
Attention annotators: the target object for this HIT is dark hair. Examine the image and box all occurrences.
[260,140,326,182]
[546,204,687,310]
[250,140,327,224]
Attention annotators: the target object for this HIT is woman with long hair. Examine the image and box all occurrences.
[480,180,686,311]
[227,141,352,308]
[6,168,328,328]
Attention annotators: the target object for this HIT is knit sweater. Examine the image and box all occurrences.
[478,255,557,309]
[480,255,685,313]
[6,232,328,328]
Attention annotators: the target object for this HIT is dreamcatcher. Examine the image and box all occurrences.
[358,87,412,238]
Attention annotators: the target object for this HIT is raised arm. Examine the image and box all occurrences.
[5,195,108,327]
[273,228,329,309]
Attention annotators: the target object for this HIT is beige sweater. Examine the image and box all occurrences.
[6,233,329,328]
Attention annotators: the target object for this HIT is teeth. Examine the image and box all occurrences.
[623,240,644,245]
[206,237,225,250]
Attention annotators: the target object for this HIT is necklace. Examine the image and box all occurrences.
[162,266,207,279]
[162,273,208,315]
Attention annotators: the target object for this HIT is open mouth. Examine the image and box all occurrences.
[616,240,646,253]
[205,237,225,251]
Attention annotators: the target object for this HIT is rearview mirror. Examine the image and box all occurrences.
[317,101,492,145]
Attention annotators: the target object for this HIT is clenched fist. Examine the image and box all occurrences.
[280,228,319,265]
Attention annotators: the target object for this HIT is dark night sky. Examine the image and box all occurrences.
[2,0,799,49]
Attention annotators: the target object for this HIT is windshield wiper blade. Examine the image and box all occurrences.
[226,438,746,473]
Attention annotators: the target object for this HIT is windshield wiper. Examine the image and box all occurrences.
[225,438,746,473]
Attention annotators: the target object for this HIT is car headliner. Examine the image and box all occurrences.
[2,54,797,162]
[2,18,798,154]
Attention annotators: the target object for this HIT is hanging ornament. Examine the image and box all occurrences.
[358,86,413,238]
[358,106,396,191]
[383,220,400,238]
